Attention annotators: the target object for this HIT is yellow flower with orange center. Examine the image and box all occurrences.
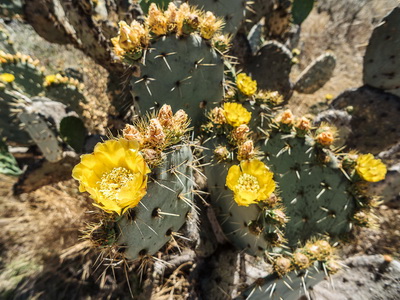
[72,138,151,215]
[223,102,252,127]
[226,160,276,206]
[355,154,387,182]
[236,73,257,96]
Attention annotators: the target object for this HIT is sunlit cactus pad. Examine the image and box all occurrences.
[117,145,194,260]
[204,99,383,257]
[111,3,228,126]
[131,34,224,127]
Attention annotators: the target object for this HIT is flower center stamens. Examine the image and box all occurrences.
[237,173,260,193]
[99,167,135,201]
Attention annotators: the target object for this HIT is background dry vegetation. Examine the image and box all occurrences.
[1,0,400,299]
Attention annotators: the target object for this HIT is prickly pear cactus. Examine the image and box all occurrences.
[201,73,385,297]
[237,261,326,300]
[0,89,31,144]
[18,106,63,162]
[292,0,315,25]
[245,42,336,99]
[131,34,224,127]
[206,121,364,255]
[0,49,89,161]
[331,86,400,154]
[0,138,22,176]
[44,73,87,114]
[246,41,293,99]
[140,0,171,13]
[294,52,336,94]
[363,6,400,97]
[0,51,44,96]
[78,105,197,261]
[111,4,227,127]
[59,116,87,153]
[117,145,194,260]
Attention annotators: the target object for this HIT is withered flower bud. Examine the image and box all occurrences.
[158,104,173,128]
[237,140,255,161]
[123,124,144,144]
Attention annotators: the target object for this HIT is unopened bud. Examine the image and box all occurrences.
[237,140,255,161]
[296,117,311,131]
[210,107,226,124]
[123,124,144,144]
[158,104,173,128]
[232,124,250,142]
[214,146,230,161]
[316,129,334,147]
[147,118,166,146]
[276,110,294,125]
[293,252,310,269]
[274,257,292,277]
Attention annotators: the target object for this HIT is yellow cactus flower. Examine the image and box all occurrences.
[0,73,15,83]
[325,93,334,101]
[44,74,56,86]
[223,102,252,127]
[72,139,151,215]
[356,154,387,182]
[236,73,257,96]
[226,159,276,206]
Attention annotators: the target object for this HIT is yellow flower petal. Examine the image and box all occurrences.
[223,102,252,127]
[0,73,15,83]
[226,159,276,206]
[355,154,386,182]
[236,73,257,96]
[226,165,241,190]
[72,138,151,215]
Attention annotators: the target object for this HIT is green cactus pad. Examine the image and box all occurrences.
[363,6,400,94]
[294,52,336,94]
[131,34,224,129]
[0,56,45,96]
[187,0,247,36]
[291,0,314,25]
[207,135,357,255]
[207,160,273,256]
[261,133,355,246]
[246,41,293,99]
[116,145,195,260]
[0,89,31,144]
[0,138,22,176]
[18,109,63,162]
[332,86,400,154]
[59,116,87,153]
[237,262,326,300]
[45,83,86,115]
